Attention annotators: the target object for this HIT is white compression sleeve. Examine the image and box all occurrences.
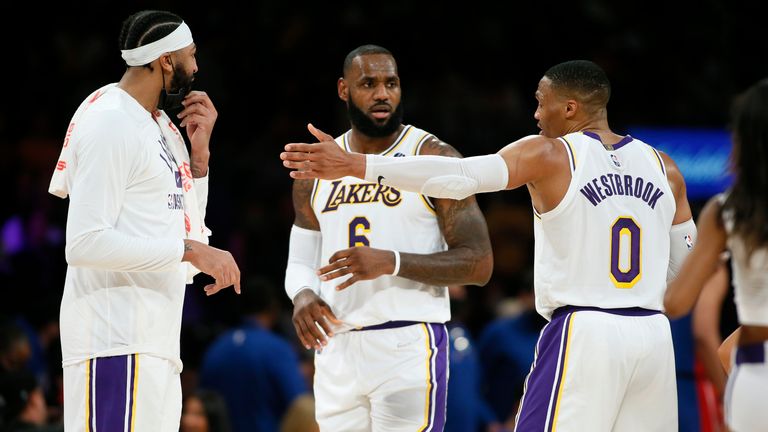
[364,153,509,200]
[667,218,697,282]
[285,225,322,301]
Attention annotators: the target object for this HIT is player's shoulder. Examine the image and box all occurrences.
[80,90,143,135]
[416,135,463,158]
[408,124,464,158]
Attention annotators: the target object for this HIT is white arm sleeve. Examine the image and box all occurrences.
[285,225,322,301]
[65,114,184,272]
[667,218,697,282]
[364,153,509,200]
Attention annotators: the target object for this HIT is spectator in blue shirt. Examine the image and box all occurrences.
[200,278,308,432]
[477,286,545,427]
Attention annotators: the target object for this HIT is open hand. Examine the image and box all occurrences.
[281,124,366,180]
[292,289,342,350]
[318,246,397,290]
[183,240,240,295]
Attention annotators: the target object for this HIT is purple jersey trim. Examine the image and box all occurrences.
[552,305,661,320]
[651,147,667,175]
[736,342,766,365]
[582,130,635,150]
[353,320,424,331]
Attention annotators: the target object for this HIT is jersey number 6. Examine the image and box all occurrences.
[349,217,371,247]
[610,217,641,289]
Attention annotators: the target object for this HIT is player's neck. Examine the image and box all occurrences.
[117,68,162,113]
[572,118,622,141]
[348,125,405,154]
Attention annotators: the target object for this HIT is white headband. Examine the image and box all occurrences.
[120,22,194,66]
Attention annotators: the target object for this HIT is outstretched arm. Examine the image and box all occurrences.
[316,137,494,289]
[281,124,560,199]
[402,137,493,286]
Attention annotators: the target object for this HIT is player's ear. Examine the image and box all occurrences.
[158,53,174,74]
[338,78,349,102]
[564,99,578,119]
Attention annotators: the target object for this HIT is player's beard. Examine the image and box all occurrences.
[158,62,194,112]
[346,98,404,138]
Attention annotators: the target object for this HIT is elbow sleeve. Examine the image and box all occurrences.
[668,218,697,282]
[285,225,322,301]
[364,153,509,200]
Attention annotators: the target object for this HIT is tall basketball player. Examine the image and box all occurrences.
[49,11,240,432]
[284,45,493,431]
[282,60,696,431]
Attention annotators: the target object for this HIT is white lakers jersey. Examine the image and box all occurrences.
[722,198,768,327]
[534,131,676,320]
[312,125,450,330]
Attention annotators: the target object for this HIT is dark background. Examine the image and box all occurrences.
[0,0,761,427]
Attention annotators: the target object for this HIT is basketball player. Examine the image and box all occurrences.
[48,11,240,432]
[664,79,768,432]
[285,45,493,431]
[282,60,695,431]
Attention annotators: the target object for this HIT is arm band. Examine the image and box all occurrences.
[364,153,509,200]
[391,250,401,276]
[668,218,697,282]
[285,225,322,301]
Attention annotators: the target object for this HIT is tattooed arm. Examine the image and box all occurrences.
[292,179,320,230]
[318,136,493,289]
[398,136,493,286]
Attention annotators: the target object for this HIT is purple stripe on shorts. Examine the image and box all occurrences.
[126,354,137,429]
[736,342,766,365]
[88,359,94,432]
[422,324,437,432]
[547,315,574,432]
[94,355,129,432]
[429,323,449,431]
[515,312,571,431]
[552,305,661,320]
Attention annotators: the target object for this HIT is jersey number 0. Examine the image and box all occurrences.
[610,217,641,289]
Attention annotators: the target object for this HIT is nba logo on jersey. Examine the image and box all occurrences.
[610,153,622,168]
[684,234,694,249]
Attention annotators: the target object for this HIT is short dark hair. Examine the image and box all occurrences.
[544,60,611,110]
[343,44,394,76]
[118,10,183,67]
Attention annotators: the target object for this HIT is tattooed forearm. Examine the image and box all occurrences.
[395,137,493,286]
[292,178,321,230]
[397,196,493,286]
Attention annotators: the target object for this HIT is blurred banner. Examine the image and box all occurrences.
[629,127,733,199]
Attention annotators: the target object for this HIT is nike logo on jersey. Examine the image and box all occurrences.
[580,173,665,209]
[321,180,402,213]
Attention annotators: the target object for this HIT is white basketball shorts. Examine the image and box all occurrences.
[514,306,677,431]
[725,341,768,432]
[63,353,181,432]
[314,321,449,432]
